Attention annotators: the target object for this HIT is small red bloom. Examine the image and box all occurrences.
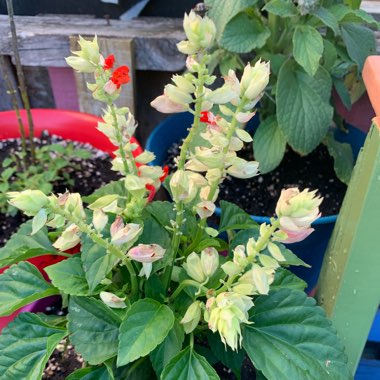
[111,65,130,89]
[103,54,115,70]
[145,184,156,202]
[200,111,209,123]
[159,165,169,183]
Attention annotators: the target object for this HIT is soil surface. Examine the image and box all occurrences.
[165,140,347,217]
[0,133,119,247]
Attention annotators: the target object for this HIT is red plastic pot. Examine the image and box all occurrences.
[0,109,143,331]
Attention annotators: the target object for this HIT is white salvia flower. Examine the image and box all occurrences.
[53,224,81,251]
[181,301,202,334]
[227,158,259,179]
[172,74,195,93]
[170,170,198,203]
[201,247,219,277]
[93,209,108,233]
[240,60,270,101]
[199,186,219,203]
[7,190,49,216]
[235,128,253,143]
[194,147,224,169]
[196,201,216,219]
[165,84,194,104]
[65,56,97,73]
[60,193,86,221]
[128,244,166,278]
[206,292,253,351]
[267,242,286,262]
[110,216,142,246]
[135,151,156,164]
[100,291,127,309]
[88,195,119,211]
[237,264,275,296]
[183,252,206,283]
[150,93,188,114]
[65,36,100,72]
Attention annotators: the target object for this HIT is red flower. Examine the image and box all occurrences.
[103,54,115,70]
[111,65,130,89]
[159,165,169,183]
[145,184,156,202]
[200,111,209,123]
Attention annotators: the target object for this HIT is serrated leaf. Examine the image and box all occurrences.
[341,9,380,28]
[45,256,91,296]
[322,40,337,71]
[117,298,175,366]
[334,78,352,110]
[263,0,297,17]
[161,346,220,380]
[0,313,67,379]
[66,366,112,380]
[270,267,307,291]
[277,60,333,154]
[243,289,352,380]
[81,237,118,293]
[207,331,245,376]
[150,320,185,376]
[205,0,256,40]
[253,116,286,173]
[312,7,339,35]
[325,133,354,184]
[341,23,376,71]
[219,201,257,232]
[221,13,270,53]
[0,220,58,267]
[230,228,259,253]
[68,297,122,365]
[0,261,59,316]
[293,25,324,76]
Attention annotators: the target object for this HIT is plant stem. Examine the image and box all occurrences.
[0,55,27,156]
[169,279,209,302]
[6,0,36,162]
[50,203,138,298]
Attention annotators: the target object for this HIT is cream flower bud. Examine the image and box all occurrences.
[77,35,100,64]
[135,151,156,164]
[183,252,206,283]
[93,209,108,233]
[275,188,322,244]
[150,94,188,114]
[183,11,216,50]
[88,195,119,211]
[196,201,216,219]
[170,170,197,204]
[181,301,202,334]
[63,193,86,221]
[259,254,280,269]
[110,217,142,246]
[246,237,258,257]
[7,190,49,216]
[241,60,270,101]
[199,186,218,203]
[235,128,253,143]
[221,261,241,277]
[100,291,127,309]
[128,244,166,278]
[103,80,118,95]
[53,224,81,251]
[206,168,223,183]
[177,40,200,55]
[186,56,199,72]
[201,247,219,277]
[124,175,147,198]
[165,84,193,104]
[207,292,253,351]
[227,158,259,179]
[65,56,96,73]
[195,147,224,169]
[267,242,286,262]
[172,74,195,93]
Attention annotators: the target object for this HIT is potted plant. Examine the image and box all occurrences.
[0,13,352,380]
[146,0,378,289]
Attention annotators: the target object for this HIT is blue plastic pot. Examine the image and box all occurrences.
[146,112,366,291]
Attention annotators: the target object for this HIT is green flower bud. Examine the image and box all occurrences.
[8,190,49,216]
[181,301,202,334]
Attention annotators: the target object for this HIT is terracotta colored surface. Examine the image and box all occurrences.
[363,56,380,117]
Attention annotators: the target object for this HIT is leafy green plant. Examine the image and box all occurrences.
[205,0,378,182]
[0,13,353,380]
[0,143,91,214]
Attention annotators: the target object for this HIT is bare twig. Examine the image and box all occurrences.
[6,0,36,162]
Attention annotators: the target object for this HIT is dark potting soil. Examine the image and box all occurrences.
[0,132,120,247]
[164,140,347,217]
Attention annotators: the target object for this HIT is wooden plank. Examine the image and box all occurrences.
[0,16,185,71]
[316,120,380,374]
[70,36,135,116]
[0,55,22,111]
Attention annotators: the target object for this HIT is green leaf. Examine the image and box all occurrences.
[83,180,128,204]
[219,200,257,232]
[230,228,259,253]
[220,13,270,53]
[253,116,286,173]
[81,238,118,293]
[263,0,297,17]
[322,40,337,71]
[341,23,376,71]
[341,9,380,29]
[45,256,91,296]
[243,289,352,380]
[328,4,350,21]
[293,25,324,76]
[277,60,333,155]
[0,220,58,267]
[270,267,307,291]
[312,7,339,35]
[207,331,245,376]
[334,78,352,110]
[161,346,220,380]
[0,261,59,316]
[0,313,67,379]
[150,320,185,376]
[117,298,175,366]
[68,296,122,365]
[325,132,354,184]
[66,366,112,380]
[205,0,256,40]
